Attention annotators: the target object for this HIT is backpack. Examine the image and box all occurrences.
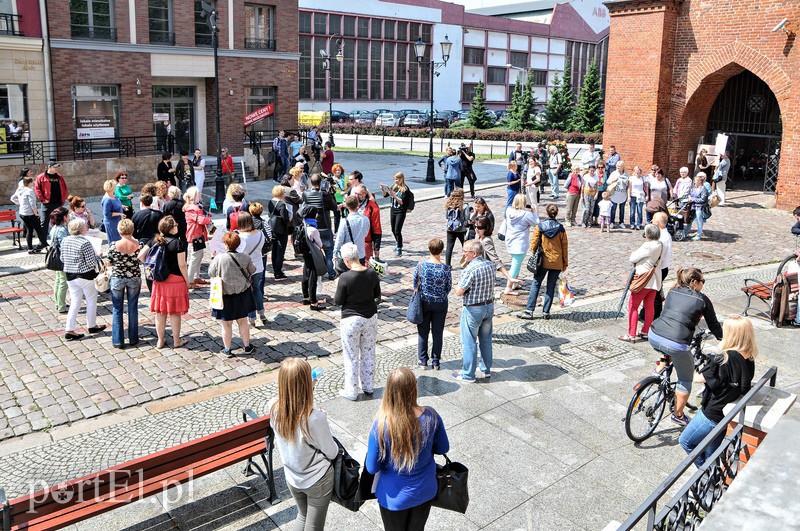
[260,220,273,256]
[292,223,310,255]
[228,204,243,231]
[143,239,171,282]
[404,189,415,212]
[446,207,464,232]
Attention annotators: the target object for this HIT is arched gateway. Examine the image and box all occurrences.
[603,0,799,209]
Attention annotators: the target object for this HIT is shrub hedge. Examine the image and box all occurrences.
[329,123,602,144]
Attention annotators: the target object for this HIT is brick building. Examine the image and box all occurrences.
[44,0,299,157]
[603,0,799,210]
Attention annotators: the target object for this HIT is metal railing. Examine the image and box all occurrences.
[0,13,22,36]
[244,38,276,50]
[149,30,175,45]
[70,24,117,41]
[195,34,213,47]
[619,366,778,530]
[0,136,164,165]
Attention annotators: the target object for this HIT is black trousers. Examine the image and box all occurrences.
[463,169,477,197]
[379,500,433,531]
[390,210,406,249]
[301,253,318,302]
[21,214,47,250]
[445,231,465,267]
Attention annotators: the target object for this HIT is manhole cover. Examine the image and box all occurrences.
[686,251,725,261]
[541,337,641,376]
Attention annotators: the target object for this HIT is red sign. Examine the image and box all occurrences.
[243,103,275,127]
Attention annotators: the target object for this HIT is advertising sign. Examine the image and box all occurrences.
[153,113,170,122]
[243,103,274,127]
[76,101,116,139]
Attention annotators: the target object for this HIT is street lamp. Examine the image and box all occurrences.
[415,34,452,183]
[320,34,343,147]
[506,63,528,91]
[201,1,224,209]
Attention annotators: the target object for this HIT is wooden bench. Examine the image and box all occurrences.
[0,211,23,251]
[0,409,276,531]
[741,254,799,324]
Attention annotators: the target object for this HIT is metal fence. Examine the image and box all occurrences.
[619,365,778,530]
[0,136,164,165]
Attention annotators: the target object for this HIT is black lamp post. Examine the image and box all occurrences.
[201,1,224,210]
[415,35,452,183]
[320,34,343,147]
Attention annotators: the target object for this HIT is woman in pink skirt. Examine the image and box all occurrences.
[138,215,190,348]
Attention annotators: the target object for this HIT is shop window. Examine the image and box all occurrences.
[244,4,275,49]
[0,84,28,153]
[70,0,116,41]
[72,84,120,139]
[246,87,275,132]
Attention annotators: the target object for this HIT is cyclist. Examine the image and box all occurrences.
[648,267,723,426]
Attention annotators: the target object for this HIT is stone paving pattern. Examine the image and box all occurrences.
[0,266,798,530]
[0,168,796,441]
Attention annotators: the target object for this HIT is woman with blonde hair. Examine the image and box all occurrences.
[679,315,757,466]
[101,179,125,243]
[503,193,539,293]
[443,188,470,267]
[366,367,449,530]
[107,218,142,348]
[383,171,411,257]
[270,358,337,531]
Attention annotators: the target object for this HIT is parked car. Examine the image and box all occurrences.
[431,112,451,128]
[329,110,351,123]
[454,110,471,124]
[398,109,421,126]
[375,112,402,127]
[372,108,392,116]
[403,113,429,127]
[349,109,373,120]
[353,112,377,125]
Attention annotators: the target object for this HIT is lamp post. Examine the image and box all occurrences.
[201,1,224,210]
[415,35,452,183]
[320,34,343,147]
[506,63,528,91]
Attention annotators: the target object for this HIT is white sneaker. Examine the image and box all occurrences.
[338,389,358,401]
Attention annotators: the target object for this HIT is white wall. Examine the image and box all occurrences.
[509,34,528,50]
[432,24,462,110]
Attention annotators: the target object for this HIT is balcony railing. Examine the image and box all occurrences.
[149,30,175,45]
[0,136,166,165]
[70,24,117,41]
[244,38,276,50]
[195,34,213,47]
[0,13,22,36]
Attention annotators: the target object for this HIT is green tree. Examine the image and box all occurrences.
[507,71,537,131]
[544,58,575,130]
[519,69,536,130]
[572,60,604,133]
[467,81,491,129]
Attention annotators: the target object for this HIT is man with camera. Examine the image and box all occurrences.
[459,143,477,199]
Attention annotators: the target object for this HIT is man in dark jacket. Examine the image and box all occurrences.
[301,173,338,279]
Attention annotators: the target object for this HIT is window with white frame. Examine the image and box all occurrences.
[245,4,275,49]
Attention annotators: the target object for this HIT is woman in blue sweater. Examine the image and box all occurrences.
[366,367,450,530]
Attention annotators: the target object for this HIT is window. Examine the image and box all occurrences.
[409,23,420,41]
[72,84,120,139]
[462,84,478,102]
[194,1,212,46]
[384,20,394,40]
[0,84,28,150]
[299,12,311,34]
[343,16,355,37]
[70,0,116,41]
[397,21,407,42]
[342,38,354,99]
[148,0,173,45]
[299,36,311,99]
[370,41,381,99]
[487,67,506,85]
[383,43,394,100]
[246,87,275,132]
[396,43,407,100]
[329,15,341,35]
[464,47,484,65]
[371,19,381,39]
[357,40,368,99]
[510,51,528,69]
[244,4,275,49]
[358,18,368,38]
[314,13,326,35]
[532,69,548,86]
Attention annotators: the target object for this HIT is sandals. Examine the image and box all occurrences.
[618,334,638,343]
[310,303,327,311]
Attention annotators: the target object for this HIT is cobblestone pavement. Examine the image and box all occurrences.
[0,175,795,440]
[0,264,797,530]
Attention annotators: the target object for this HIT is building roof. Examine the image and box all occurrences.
[467,0,566,16]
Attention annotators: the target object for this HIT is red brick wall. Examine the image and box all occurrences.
[604,0,800,210]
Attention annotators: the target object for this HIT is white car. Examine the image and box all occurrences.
[375,112,401,127]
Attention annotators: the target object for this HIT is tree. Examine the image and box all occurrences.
[544,58,575,131]
[467,82,491,129]
[507,71,537,132]
[572,60,604,133]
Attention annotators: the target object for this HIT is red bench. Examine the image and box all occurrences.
[0,211,23,251]
[0,409,276,531]
[741,254,799,325]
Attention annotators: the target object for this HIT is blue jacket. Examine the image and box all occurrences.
[444,156,461,181]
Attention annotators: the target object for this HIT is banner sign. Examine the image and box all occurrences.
[153,113,170,122]
[243,103,274,127]
[76,101,116,139]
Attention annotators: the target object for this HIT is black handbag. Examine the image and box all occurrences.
[45,241,63,271]
[432,454,469,514]
[526,225,543,274]
[330,438,364,512]
[191,236,206,252]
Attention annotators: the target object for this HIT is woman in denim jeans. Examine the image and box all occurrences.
[414,238,452,370]
[107,219,142,348]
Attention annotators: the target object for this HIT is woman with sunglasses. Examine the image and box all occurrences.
[648,267,723,426]
[467,196,494,240]
[114,171,135,219]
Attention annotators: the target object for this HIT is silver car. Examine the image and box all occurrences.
[375,112,401,127]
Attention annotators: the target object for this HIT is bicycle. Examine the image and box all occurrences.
[624,330,713,442]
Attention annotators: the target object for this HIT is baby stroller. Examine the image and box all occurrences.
[665,196,690,241]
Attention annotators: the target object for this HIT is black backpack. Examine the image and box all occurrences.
[293,223,310,254]
[404,189,415,212]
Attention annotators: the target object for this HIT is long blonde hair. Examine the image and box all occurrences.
[392,171,408,193]
[270,358,315,442]
[444,188,464,211]
[717,315,759,363]
[374,368,429,473]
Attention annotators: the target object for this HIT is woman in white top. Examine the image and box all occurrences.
[503,193,539,294]
[673,167,693,202]
[270,358,337,531]
[525,155,542,211]
[606,161,630,229]
[620,224,663,342]
[628,166,646,230]
[644,169,671,224]
[191,149,206,193]
[234,212,267,326]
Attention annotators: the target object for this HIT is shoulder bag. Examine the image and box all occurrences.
[497,219,507,241]
[428,410,469,514]
[406,262,424,325]
[527,224,544,274]
[630,244,663,294]
[305,436,364,512]
[228,254,252,290]
[45,240,63,271]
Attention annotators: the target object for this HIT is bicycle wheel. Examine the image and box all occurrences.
[625,377,667,442]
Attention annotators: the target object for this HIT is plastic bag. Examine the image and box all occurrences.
[209,277,224,310]
[559,276,575,307]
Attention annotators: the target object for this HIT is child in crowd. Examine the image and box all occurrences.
[598,191,613,233]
